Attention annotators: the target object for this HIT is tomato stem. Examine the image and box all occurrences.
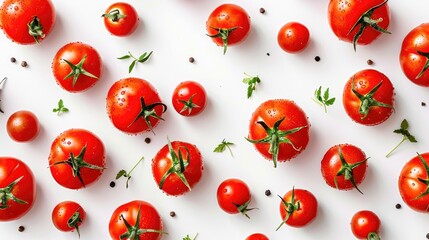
[234,199,257,219]
[368,232,381,240]
[119,205,166,239]
[207,27,238,54]
[334,146,368,194]
[413,153,429,200]
[128,97,167,135]
[179,94,200,115]
[27,16,45,44]
[276,187,300,231]
[63,55,99,87]
[67,209,83,238]
[102,9,126,22]
[0,176,28,209]
[385,138,406,157]
[416,50,429,79]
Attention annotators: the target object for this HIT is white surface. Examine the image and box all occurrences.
[1,0,429,239]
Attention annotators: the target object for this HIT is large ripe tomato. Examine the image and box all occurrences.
[217,178,253,218]
[52,201,85,237]
[247,99,310,168]
[48,128,106,190]
[328,0,390,50]
[277,187,317,229]
[109,200,163,240]
[6,110,39,142]
[0,0,55,44]
[0,157,36,221]
[350,210,381,240]
[102,2,139,37]
[398,153,429,213]
[52,42,102,93]
[343,69,394,126]
[277,22,310,54]
[321,144,368,194]
[106,77,167,135]
[206,3,251,54]
[152,140,203,196]
[172,81,207,117]
[245,233,269,240]
[400,23,429,87]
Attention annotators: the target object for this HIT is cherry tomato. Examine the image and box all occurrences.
[277,188,317,229]
[6,110,39,142]
[102,2,139,36]
[172,81,207,117]
[152,140,203,196]
[350,210,381,240]
[342,69,394,126]
[206,3,251,54]
[245,233,269,240]
[48,128,106,190]
[0,0,56,44]
[0,157,36,221]
[277,22,310,53]
[52,201,85,237]
[247,99,310,168]
[109,200,163,240]
[217,178,253,218]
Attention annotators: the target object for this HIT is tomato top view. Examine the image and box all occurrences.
[277,22,310,54]
[102,2,139,37]
[217,178,254,218]
[52,201,86,237]
[172,81,207,117]
[350,210,381,240]
[0,0,56,44]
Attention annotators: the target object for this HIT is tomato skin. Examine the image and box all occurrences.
[172,81,207,117]
[52,201,85,233]
[0,0,55,44]
[400,23,429,87]
[350,210,381,239]
[279,188,318,228]
[277,22,310,53]
[52,42,102,93]
[342,69,394,126]
[152,141,203,196]
[245,233,269,240]
[48,129,106,190]
[217,178,251,215]
[106,77,165,135]
[109,200,163,240]
[103,2,139,36]
[6,110,39,142]
[0,157,36,221]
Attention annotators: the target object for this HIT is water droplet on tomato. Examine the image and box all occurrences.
[121,98,125,102]
[14,6,19,11]
[119,103,123,106]
[121,91,125,95]
[67,141,71,145]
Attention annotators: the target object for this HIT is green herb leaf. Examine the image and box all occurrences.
[118,51,153,73]
[214,139,234,157]
[183,233,198,240]
[115,156,144,188]
[128,60,136,73]
[117,54,131,60]
[386,119,418,157]
[53,99,69,116]
[242,73,261,99]
[116,170,127,180]
[313,86,336,113]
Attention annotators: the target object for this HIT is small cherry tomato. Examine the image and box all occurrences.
[6,110,39,142]
[277,187,317,229]
[277,22,310,53]
[52,201,86,237]
[217,178,253,218]
[245,233,269,240]
[350,210,381,240]
[102,2,139,36]
[172,81,207,117]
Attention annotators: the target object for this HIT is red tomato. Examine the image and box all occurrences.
[172,81,207,117]
[52,42,102,93]
[398,153,429,212]
[0,0,55,44]
[342,69,394,126]
[321,144,368,193]
[400,23,429,87]
[52,201,85,237]
[277,22,310,53]
[247,99,310,168]
[102,2,139,36]
[206,3,251,54]
[245,233,269,240]
[328,0,390,50]
[48,128,106,190]
[217,178,253,218]
[152,140,203,196]
[109,200,163,240]
[350,210,381,240]
[106,77,167,135]
[6,110,39,142]
[278,188,317,229]
[0,157,36,221]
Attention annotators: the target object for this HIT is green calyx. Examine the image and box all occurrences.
[119,205,166,240]
[347,0,391,51]
[334,146,368,194]
[68,209,83,238]
[28,16,45,43]
[368,232,381,240]
[416,51,429,79]
[0,176,28,209]
[276,187,300,231]
[207,26,238,54]
[51,145,105,188]
[179,94,200,115]
[246,117,306,168]
[63,55,99,87]
[128,97,167,135]
[233,199,256,219]
[102,9,126,22]
[414,153,429,200]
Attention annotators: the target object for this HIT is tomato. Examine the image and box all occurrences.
[277,22,310,53]
[52,201,85,237]
[350,210,381,240]
[48,128,106,190]
[0,157,36,221]
[398,153,429,213]
[6,110,39,142]
[152,140,203,196]
[217,178,254,218]
[328,0,390,50]
[342,69,394,126]
[106,77,167,135]
[321,144,368,194]
[109,200,163,240]
[245,233,269,240]
[400,23,429,87]
[277,188,317,229]
[52,42,102,93]
[0,0,55,44]
[247,99,310,168]
[206,3,251,54]
[102,2,139,37]
[172,81,207,117]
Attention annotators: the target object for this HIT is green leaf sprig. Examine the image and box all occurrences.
[53,99,69,116]
[183,233,198,240]
[213,139,234,157]
[116,156,144,188]
[313,86,335,113]
[242,73,261,99]
[386,119,417,157]
[118,51,153,73]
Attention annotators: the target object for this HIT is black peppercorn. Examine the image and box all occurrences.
[189,57,195,63]
[259,8,265,14]
[367,59,374,65]
[145,138,151,144]
[170,211,176,217]
[10,57,16,63]
[315,56,321,62]
[422,102,426,107]
[18,226,25,232]
[21,61,28,67]
[110,181,116,188]
[265,189,271,196]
